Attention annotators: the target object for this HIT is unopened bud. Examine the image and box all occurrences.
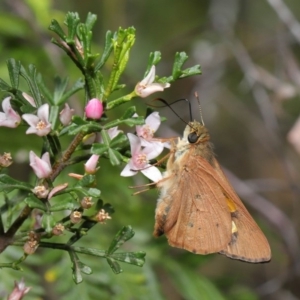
[85,98,103,120]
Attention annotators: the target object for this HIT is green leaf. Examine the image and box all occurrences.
[46,127,62,154]
[7,58,21,89]
[172,52,189,80]
[109,133,128,149]
[0,78,11,91]
[20,65,42,107]
[107,225,135,255]
[76,175,96,187]
[37,77,53,103]
[63,121,102,135]
[104,27,136,98]
[65,12,80,41]
[72,246,106,257]
[85,12,97,32]
[108,148,123,166]
[120,106,136,120]
[24,196,47,211]
[102,202,114,215]
[103,116,144,129]
[91,143,109,156]
[58,78,85,105]
[0,174,33,193]
[69,250,83,284]
[86,188,101,197]
[180,65,202,78]
[49,19,66,40]
[95,31,114,71]
[50,198,79,212]
[106,257,122,274]
[110,251,146,267]
[100,129,111,146]
[147,51,162,72]
[53,76,69,105]
[71,187,101,198]
[78,24,92,63]
[42,213,56,234]
[78,260,92,275]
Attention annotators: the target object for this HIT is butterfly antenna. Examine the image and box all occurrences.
[195,92,205,126]
[154,98,190,126]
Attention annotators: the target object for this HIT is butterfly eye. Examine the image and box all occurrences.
[188,132,199,143]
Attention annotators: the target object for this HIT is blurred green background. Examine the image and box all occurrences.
[1,0,300,299]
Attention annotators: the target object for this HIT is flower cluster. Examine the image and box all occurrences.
[121,111,169,182]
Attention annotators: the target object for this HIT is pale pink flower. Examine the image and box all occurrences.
[0,97,21,128]
[136,112,161,140]
[22,104,52,136]
[59,103,74,125]
[121,133,162,182]
[84,154,100,174]
[136,111,169,152]
[29,151,52,179]
[135,65,170,98]
[8,278,31,300]
[85,98,103,119]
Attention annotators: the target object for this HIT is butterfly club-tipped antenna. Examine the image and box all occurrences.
[194,92,205,126]
[153,97,194,128]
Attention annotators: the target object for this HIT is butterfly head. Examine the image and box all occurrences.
[184,121,210,144]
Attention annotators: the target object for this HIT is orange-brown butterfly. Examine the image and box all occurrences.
[153,118,271,263]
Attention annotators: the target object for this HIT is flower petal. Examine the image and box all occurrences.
[140,65,155,85]
[22,114,40,128]
[0,97,21,128]
[37,104,49,122]
[141,165,162,182]
[120,163,138,177]
[145,112,161,132]
[142,141,164,159]
[29,151,52,179]
[127,133,141,155]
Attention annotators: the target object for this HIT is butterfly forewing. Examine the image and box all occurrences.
[155,146,232,254]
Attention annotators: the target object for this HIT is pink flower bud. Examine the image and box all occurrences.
[85,98,103,120]
[59,103,74,125]
[84,154,100,174]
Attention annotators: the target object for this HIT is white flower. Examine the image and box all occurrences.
[0,97,21,128]
[135,65,170,98]
[29,151,52,179]
[136,111,170,152]
[22,104,52,136]
[136,112,161,140]
[120,133,162,182]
